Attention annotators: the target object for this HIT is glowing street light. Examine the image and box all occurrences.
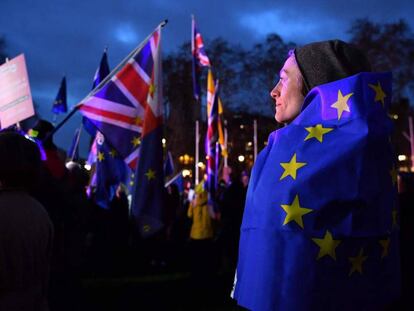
[398,155,407,161]
[182,169,191,177]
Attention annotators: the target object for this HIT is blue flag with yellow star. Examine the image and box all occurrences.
[233,72,401,310]
[52,76,67,114]
[95,132,129,209]
[131,125,165,238]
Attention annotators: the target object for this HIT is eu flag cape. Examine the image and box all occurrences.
[234,72,400,311]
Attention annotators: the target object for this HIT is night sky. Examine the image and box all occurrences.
[1,0,413,156]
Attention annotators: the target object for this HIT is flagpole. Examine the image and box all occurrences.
[75,20,168,108]
[45,20,168,141]
[44,106,80,143]
[71,124,83,161]
[410,116,414,172]
[165,171,183,188]
[195,120,199,185]
[254,119,258,162]
[224,119,228,168]
[402,116,414,171]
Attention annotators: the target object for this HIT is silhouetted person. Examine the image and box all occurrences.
[219,169,247,294]
[398,172,414,308]
[0,132,53,311]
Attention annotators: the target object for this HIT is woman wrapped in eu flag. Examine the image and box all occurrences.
[233,40,401,310]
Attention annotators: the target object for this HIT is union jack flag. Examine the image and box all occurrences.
[192,15,211,100]
[206,77,220,209]
[79,27,163,170]
[206,69,226,157]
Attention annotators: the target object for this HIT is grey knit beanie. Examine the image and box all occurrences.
[294,40,371,96]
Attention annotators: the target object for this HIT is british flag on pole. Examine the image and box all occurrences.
[192,15,211,100]
[79,23,165,236]
[79,26,163,170]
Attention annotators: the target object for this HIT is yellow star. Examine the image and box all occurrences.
[280,195,313,229]
[348,248,368,276]
[109,149,117,158]
[143,224,151,232]
[369,81,387,106]
[97,151,105,162]
[379,238,390,259]
[131,136,141,147]
[331,90,353,120]
[304,124,333,143]
[134,116,142,125]
[312,230,341,260]
[149,83,155,96]
[280,153,307,180]
[390,166,398,186]
[145,169,156,180]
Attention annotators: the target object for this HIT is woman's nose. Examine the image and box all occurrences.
[270,81,281,99]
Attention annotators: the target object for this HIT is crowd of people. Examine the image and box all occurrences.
[0,119,250,310]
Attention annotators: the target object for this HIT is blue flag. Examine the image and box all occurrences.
[51,77,67,114]
[234,72,400,310]
[83,49,110,137]
[95,132,128,209]
[165,172,184,194]
[131,125,164,237]
[164,150,174,177]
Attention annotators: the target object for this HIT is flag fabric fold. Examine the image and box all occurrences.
[234,72,400,310]
[52,77,67,114]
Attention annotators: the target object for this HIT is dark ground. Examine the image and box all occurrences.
[48,240,246,311]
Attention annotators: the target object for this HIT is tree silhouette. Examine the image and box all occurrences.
[349,19,414,100]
